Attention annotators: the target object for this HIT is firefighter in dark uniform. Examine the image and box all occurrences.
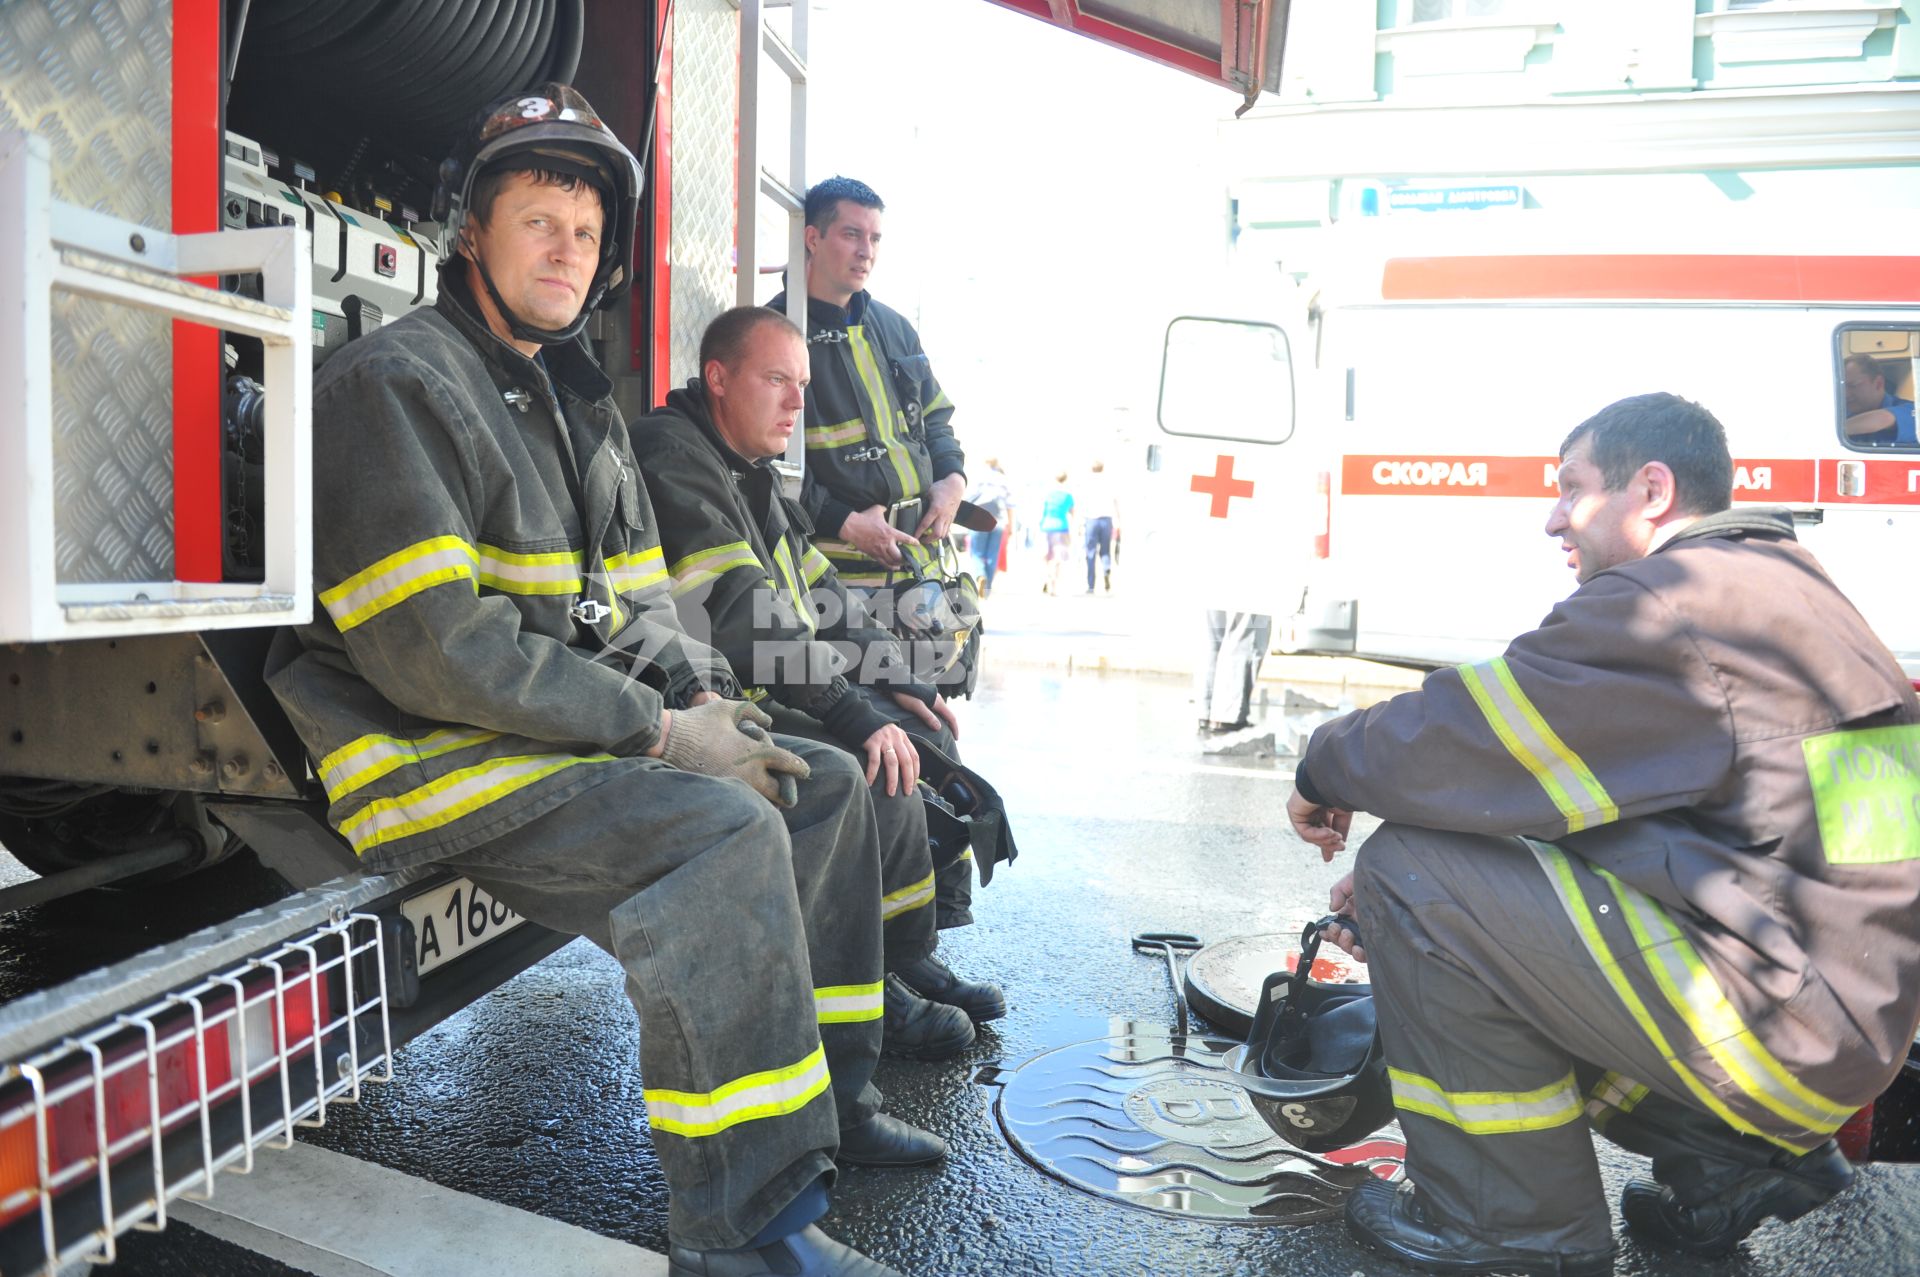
[1286,393,1920,1276]
[768,175,981,934]
[269,86,928,1277]
[632,306,1008,1059]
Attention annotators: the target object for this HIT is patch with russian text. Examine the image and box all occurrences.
[1803,724,1920,865]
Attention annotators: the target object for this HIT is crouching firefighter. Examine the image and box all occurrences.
[267,86,935,1277]
[1284,392,1920,1276]
[632,306,1017,1062]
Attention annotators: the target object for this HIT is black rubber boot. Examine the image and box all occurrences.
[1345,1179,1616,1277]
[835,1111,948,1168]
[881,972,975,1060]
[893,952,1007,1023]
[668,1224,902,1276]
[1621,1139,1854,1257]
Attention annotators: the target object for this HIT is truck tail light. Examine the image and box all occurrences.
[0,917,386,1271]
[1313,470,1331,560]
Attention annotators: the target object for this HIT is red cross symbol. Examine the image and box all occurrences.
[1191,454,1254,519]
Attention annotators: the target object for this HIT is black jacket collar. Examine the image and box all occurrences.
[1655,506,1798,553]
[434,263,613,404]
[661,379,770,477]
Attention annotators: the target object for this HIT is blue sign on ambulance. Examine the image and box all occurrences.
[1387,185,1522,212]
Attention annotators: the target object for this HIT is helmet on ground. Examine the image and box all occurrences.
[1230,914,1393,1154]
[434,82,642,344]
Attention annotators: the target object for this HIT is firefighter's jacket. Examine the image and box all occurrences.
[1296,508,1920,1105]
[631,380,938,750]
[268,270,739,872]
[767,288,963,579]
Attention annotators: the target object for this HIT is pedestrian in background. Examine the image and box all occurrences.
[965,457,1013,596]
[1197,611,1271,732]
[1078,460,1119,594]
[1038,472,1074,596]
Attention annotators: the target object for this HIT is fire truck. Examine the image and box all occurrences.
[0,1,1285,1270]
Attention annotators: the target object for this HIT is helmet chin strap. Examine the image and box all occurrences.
[468,246,599,346]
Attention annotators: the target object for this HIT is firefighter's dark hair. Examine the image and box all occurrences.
[700,306,803,377]
[1560,392,1733,516]
[804,176,884,232]
[469,166,603,230]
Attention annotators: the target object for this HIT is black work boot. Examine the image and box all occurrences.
[836,1111,948,1168]
[1621,1139,1853,1257]
[1346,1179,1616,1277]
[893,952,1008,1022]
[881,973,975,1060]
[667,1224,902,1276]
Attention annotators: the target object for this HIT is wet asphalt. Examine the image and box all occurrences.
[67,663,1920,1274]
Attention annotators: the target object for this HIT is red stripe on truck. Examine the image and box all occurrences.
[1342,456,1816,502]
[1381,256,1920,304]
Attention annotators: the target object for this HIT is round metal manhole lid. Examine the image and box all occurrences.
[1184,933,1362,1038]
[990,1031,1403,1225]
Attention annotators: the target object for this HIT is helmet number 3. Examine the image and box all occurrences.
[1281,1102,1319,1130]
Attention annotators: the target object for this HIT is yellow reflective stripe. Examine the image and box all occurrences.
[320,536,476,631]
[805,418,869,448]
[643,1044,830,1138]
[957,847,973,862]
[926,388,952,413]
[605,545,669,595]
[1528,842,1816,1154]
[1459,659,1617,833]
[770,541,815,634]
[1604,870,1852,1135]
[475,544,582,596]
[814,981,884,1025]
[338,753,612,854]
[847,325,920,500]
[1389,1067,1583,1135]
[669,541,763,598]
[1585,1070,1649,1125]
[880,871,936,921]
[318,727,502,802]
[801,545,833,586]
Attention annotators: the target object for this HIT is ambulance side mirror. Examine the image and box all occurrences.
[1157,317,1295,445]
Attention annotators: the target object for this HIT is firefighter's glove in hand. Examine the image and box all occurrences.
[661,699,810,808]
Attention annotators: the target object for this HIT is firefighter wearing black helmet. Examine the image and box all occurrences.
[269,85,931,1277]
[1285,392,1920,1276]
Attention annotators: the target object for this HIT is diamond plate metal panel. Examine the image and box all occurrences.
[669,0,739,388]
[0,0,176,584]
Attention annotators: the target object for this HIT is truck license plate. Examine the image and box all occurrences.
[401,879,525,976]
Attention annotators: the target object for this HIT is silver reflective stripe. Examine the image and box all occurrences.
[642,1045,831,1138]
[880,871,935,921]
[318,727,501,802]
[814,981,884,1025]
[320,536,477,630]
[476,545,583,596]
[1604,874,1852,1135]
[1389,1067,1583,1135]
[338,752,609,853]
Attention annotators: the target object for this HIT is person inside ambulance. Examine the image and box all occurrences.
[268,85,931,1277]
[631,305,1009,1062]
[1285,392,1920,1277]
[1841,353,1917,446]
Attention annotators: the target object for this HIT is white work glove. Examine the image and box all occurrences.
[660,699,811,808]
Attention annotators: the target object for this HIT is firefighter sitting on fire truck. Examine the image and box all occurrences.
[1286,392,1920,1277]
[267,85,928,1277]
[632,305,1009,1064]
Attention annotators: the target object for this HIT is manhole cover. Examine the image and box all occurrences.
[1184,933,1361,1038]
[986,1031,1402,1224]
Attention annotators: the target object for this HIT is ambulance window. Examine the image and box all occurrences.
[1157,317,1295,445]
[1836,327,1919,452]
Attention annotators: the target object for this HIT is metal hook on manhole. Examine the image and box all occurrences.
[1131,931,1204,1037]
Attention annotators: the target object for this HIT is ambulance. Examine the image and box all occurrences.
[1151,211,1920,675]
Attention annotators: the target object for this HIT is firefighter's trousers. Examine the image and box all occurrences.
[438,737,886,1252]
[767,692,967,942]
[1352,823,1855,1254]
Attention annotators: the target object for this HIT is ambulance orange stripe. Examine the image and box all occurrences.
[1382,256,1920,305]
[1340,455,1816,503]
